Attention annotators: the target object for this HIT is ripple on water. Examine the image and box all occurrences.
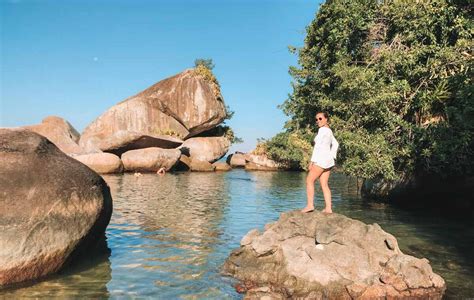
[1,170,473,298]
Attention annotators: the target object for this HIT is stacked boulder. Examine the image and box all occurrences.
[23,69,233,173]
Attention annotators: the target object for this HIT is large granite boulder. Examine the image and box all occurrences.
[79,69,228,151]
[80,130,183,156]
[121,147,181,172]
[24,116,84,155]
[223,210,445,299]
[0,129,113,286]
[245,154,281,171]
[180,136,230,163]
[227,152,246,168]
[72,153,123,174]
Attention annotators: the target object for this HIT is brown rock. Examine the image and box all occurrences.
[227,152,246,168]
[222,211,446,299]
[72,153,123,174]
[80,130,183,156]
[190,159,215,172]
[79,69,228,151]
[24,116,84,155]
[121,147,181,172]
[213,161,232,171]
[0,129,112,286]
[180,136,230,163]
[244,154,281,171]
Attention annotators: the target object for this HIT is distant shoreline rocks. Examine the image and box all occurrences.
[17,68,289,175]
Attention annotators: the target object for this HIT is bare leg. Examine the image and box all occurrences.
[302,164,324,213]
[319,169,332,213]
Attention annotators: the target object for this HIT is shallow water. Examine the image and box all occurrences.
[1,170,473,298]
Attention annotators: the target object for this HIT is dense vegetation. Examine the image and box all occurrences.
[264,0,473,181]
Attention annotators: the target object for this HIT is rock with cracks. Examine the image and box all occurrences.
[222,210,446,299]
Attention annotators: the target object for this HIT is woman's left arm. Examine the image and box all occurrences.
[330,134,339,160]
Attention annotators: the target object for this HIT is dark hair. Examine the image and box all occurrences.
[316,112,329,122]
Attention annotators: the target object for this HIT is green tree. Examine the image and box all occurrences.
[268,0,473,181]
[194,58,215,70]
[192,58,243,144]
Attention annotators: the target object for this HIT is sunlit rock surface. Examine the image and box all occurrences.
[24,116,83,155]
[244,154,281,171]
[180,136,230,163]
[79,69,228,152]
[72,152,123,174]
[121,147,181,172]
[0,129,113,286]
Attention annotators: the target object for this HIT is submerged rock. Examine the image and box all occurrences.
[222,210,445,299]
[79,69,228,151]
[0,129,112,286]
[24,116,84,155]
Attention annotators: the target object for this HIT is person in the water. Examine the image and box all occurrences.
[301,112,339,214]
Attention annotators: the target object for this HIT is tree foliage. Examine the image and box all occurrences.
[194,58,215,70]
[192,58,243,144]
[269,0,473,180]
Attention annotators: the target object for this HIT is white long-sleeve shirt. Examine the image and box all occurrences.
[310,126,339,169]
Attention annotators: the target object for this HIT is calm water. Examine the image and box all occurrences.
[1,170,473,298]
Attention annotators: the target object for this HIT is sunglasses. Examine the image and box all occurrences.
[316,117,324,121]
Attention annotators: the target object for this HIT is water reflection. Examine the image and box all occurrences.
[0,237,112,298]
[103,172,233,298]
[0,170,472,298]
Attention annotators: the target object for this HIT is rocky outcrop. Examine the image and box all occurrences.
[72,153,123,174]
[180,136,230,163]
[0,129,112,286]
[213,161,232,171]
[79,69,228,152]
[245,154,281,171]
[80,130,183,156]
[227,152,246,168]
[121,147,181,172]
[24,116,84,155]
[223,210,446,299]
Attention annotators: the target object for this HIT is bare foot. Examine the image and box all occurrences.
[301,206,315,213]
[321,208,333,214]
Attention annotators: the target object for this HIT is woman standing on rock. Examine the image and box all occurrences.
[301,112,339,214]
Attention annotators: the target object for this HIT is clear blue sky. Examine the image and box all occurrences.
[1,0,322,153]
